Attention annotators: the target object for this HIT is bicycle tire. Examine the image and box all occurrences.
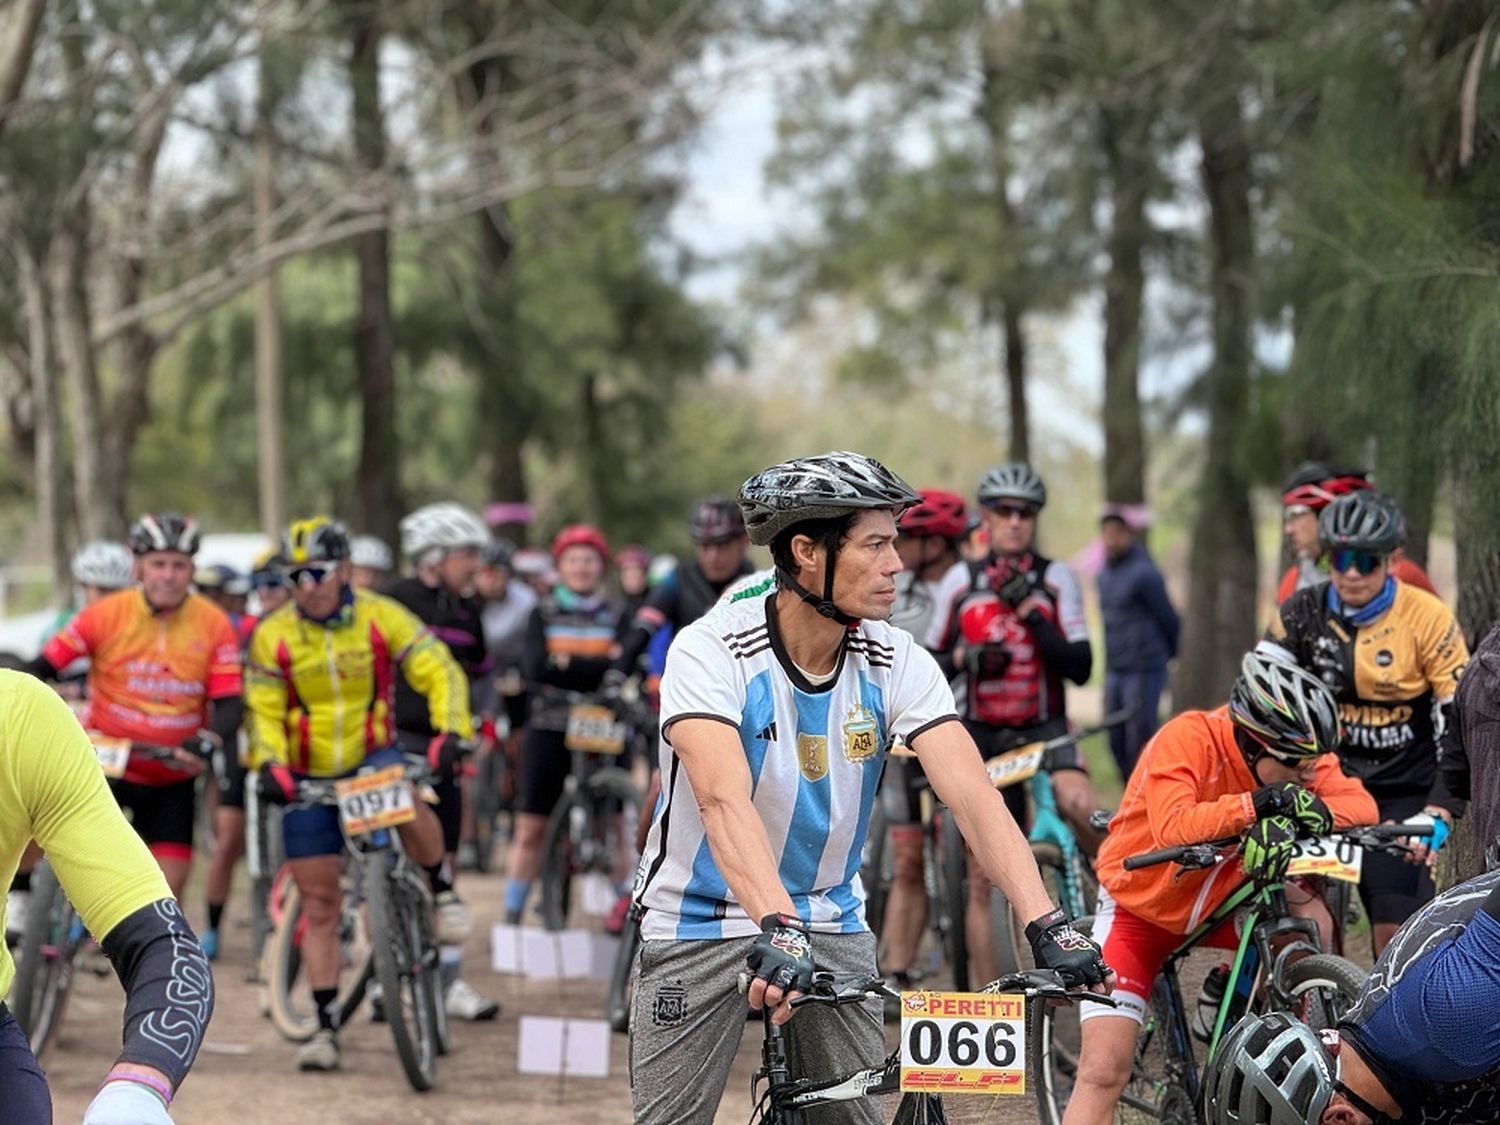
[10,861,75,1056]
[470,750,503,874]
[862,805,891,940]
[892,1090,949,1123]
[367,852,437,1091]
[606,917,641,1033]
[263,877,372,1043]
[935,811,969,991]
[1281,953,1365,1032]
[539,768,643,932]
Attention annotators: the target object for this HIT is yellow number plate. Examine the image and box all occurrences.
[1286,836,1363,883]
[90,733,132,779]
[565,704,626,754]
[984,743,1044,790]
[335,765,415,835]
[899,991,1027,1094]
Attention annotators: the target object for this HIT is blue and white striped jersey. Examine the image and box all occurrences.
[636,587,958,940]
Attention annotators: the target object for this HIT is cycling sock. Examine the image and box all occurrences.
[207,902,224,931]
[440,945,462,990]
[425,861,454,898]
[503,878,531,921]
[313,987,339,1033]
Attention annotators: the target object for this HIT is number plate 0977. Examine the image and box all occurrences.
[899,991,1026,1094]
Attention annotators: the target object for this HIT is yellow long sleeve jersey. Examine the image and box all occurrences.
[246,589,472,777]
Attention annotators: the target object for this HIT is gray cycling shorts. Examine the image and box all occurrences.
[629,930,882,1125]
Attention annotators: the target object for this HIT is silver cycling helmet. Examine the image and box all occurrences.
[1318,490,1404,556]
[977,462,1047,509]
[71,540,134,590]
[349,535,394,572]
[399,502,488,559]
[1201,1011,1334,1125]
[1228,646,1343,762]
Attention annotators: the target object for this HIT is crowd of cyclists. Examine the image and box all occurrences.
[0,452,1494,1123]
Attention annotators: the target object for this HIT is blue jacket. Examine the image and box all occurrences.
[1097,542,1179,673]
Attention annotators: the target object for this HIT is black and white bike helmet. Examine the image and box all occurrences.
[977,462,1047,509]
[1228,646,1343,762]
[349,535,394,572]
[738,451,919,624]
[1318,490,1403,556]
[399,502,488,560]
[71,540,134,589]
[1201,1012,1334,1125]
[128,513,201,557]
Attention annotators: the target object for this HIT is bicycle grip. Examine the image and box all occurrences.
[1123,845,1189,870]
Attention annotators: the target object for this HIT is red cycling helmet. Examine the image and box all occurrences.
[899,489,969,540]
[615,543,651,570]
[551,524,610,562]
[1280,461,1372,512]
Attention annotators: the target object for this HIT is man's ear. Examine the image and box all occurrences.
[789,533,820,576]
[1321,1102,1366,1125]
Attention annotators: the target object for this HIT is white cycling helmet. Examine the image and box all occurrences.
[400,502,489,559]
[349,535,394,572]
[71,540,134,590]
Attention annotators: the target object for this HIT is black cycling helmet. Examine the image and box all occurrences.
[689,497,746,544]
[1201,1011,1334,1125]
[129,513,201,557]
[738,451,919,625]
[481,538,516,569]
[282,517,351,565]
[1229,646,1343,762]
[1318,490,1403,556]
[977,462,1047,509]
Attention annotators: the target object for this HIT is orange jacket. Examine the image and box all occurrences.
[1096,706,1378,934]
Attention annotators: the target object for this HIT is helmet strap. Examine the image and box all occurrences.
[774,565,860,628]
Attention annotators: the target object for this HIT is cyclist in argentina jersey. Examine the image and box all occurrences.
[1268,490,1468,953]
[0,673,214,1125]
[880,487,970,997]
[629,451,1111,1125]
[1205,868,1500,1124]
[387,502,500,1022]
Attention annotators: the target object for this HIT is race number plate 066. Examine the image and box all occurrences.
[1286,835,1363,883]
[334,765,414,835]
[90,733,131,779]
[565,704,627,754]
[899,991,1026,1095]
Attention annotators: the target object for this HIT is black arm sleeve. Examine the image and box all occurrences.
[1026,610,1092,685]
[208,695,243,751]
[100,898,214,1090]
[613,583,678,675]
[20,653,58,681]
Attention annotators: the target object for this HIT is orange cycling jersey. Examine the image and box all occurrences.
[41,589,242,786]
[1096,706,1377,934]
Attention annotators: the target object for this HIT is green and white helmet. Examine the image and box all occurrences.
[1229,646,1343,761]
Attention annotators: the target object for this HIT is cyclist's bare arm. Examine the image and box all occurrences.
[911,718,1053,924]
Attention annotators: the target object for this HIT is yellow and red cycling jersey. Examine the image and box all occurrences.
[1096,706,1377,934]
[245,588,472,777]
[41,589,242,786]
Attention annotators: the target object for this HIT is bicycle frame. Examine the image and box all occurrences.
[1027,771,1091,919]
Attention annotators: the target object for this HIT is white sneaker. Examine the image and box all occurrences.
[367,981,386,1023]
[445,977,499,1021]
[5,890,29,941]
[297,1029,340,1072]
[435,890,470,944]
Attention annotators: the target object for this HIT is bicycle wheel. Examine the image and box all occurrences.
[11,862,77,1057]
[264,876,372,1043]
[892,1091,948,1123]
[540,768,642,932]
[470,750,503,874]
[1281,953,1365,1032]
[367,853,437,1091]
[862,805,891,940]
[993,842,1099,977]
[606,914,641,1033]
[934,811,969,991]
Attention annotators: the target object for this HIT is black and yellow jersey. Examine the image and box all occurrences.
[1269,580,1468,794]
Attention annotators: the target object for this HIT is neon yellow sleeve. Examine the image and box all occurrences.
[382,601,474,739]
[12,673,170,941]
[245,618,291,767]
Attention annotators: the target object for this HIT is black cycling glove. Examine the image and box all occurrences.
[1251,782,1332,837]
[1025,908,1109,989]
[747,913,815,997]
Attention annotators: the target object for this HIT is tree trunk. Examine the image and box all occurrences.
[20,240,69,601]
[1001,300,1028,463]
[349,3,401,548]
[1174,90,1259,711]
[0,0,48,140]
[254,31,284,538]
[1372,352,1445,569]
[1100,109,1148,506]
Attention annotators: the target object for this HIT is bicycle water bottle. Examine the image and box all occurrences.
[1193,964,1230,1043]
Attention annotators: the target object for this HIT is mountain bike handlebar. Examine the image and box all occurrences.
[1121,823,1435,870]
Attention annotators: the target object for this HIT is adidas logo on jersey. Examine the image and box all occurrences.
[754,722,778,741]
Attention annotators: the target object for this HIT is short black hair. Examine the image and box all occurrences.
[769,513,858,577]
[1099,514,1129,528]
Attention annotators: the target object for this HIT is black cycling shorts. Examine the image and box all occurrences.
[1360,791,1437,927]
[108,776,197,858]
[216,744,247,811]
[517,727,571,817]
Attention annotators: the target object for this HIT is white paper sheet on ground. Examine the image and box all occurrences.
[491,924,524,973]
[517,1016,566,1075]
[579,873,618,916]
[590,934,619,981]
[516,1016,612,1078]
[562,1018,611,1077]
[558,929,595,978]
[521,928,563,978]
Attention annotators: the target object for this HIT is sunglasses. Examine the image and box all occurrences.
[986,502,1038,522]
[287,564,337,587]
[1329,547,1385,576]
